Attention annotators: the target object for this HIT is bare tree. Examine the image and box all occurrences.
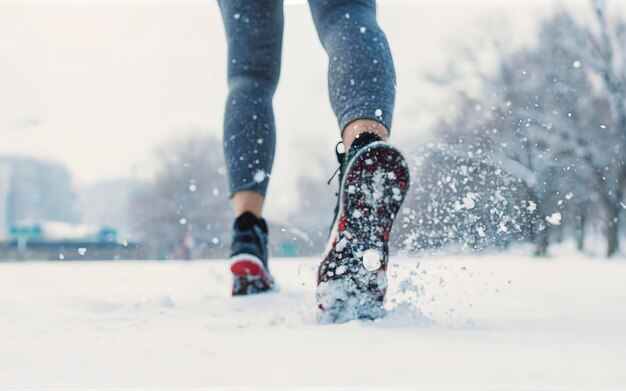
[131,135,232,259]
[410,6,626,257]
[547,1,626,255]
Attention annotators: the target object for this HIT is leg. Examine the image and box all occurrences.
[310,1,409,322]
[218,0,284,216]
[218,0,283,295]
[309,0,396,150]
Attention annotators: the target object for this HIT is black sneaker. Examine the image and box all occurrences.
[317,133,410,323]
[230,212,275,296]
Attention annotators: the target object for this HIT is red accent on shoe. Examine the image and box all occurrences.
[230,260,263,277]
[338,215,346,232]
[231,259,274,285]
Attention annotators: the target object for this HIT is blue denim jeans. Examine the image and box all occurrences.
[218,0,396,197]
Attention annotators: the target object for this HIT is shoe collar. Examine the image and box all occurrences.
[234,211,268,234]
[327,132,384,185]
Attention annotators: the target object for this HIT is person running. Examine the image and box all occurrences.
[218,0,410,323]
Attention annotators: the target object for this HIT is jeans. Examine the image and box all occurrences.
[218,0,396,197]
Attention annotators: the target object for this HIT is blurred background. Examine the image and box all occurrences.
[1,0,625,260]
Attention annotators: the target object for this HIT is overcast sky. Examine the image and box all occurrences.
[0,0,605,220]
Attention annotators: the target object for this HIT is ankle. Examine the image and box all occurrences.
[232,191,264,218]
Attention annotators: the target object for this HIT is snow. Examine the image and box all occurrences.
[362,249,382,271]
[546,212,562,225]
[334,237,348,252]
[1,254,625,389]
[335,265,347,275]
[253,169,266,184]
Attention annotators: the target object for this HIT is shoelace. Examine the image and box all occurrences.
[326,141,347,236]
[326,141,346,185]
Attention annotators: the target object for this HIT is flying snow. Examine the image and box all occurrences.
[253,170,266,184]
[545,212,562,226]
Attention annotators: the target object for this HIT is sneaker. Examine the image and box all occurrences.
[317,132,410,323]
[230,211,275,296]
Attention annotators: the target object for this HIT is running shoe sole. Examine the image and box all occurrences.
[231,253,275,296]
[317,141,410,323]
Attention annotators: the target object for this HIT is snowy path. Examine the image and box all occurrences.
[1,255,625,389]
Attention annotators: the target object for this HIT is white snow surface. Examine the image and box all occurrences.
[1,253,626,390]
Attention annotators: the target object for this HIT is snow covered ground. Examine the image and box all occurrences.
[1,253,625,390]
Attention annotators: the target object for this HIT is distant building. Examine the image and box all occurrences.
[0,156,77,238]
[0,162,9,240]
[0,157,146,260]
[76,179,145,238]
